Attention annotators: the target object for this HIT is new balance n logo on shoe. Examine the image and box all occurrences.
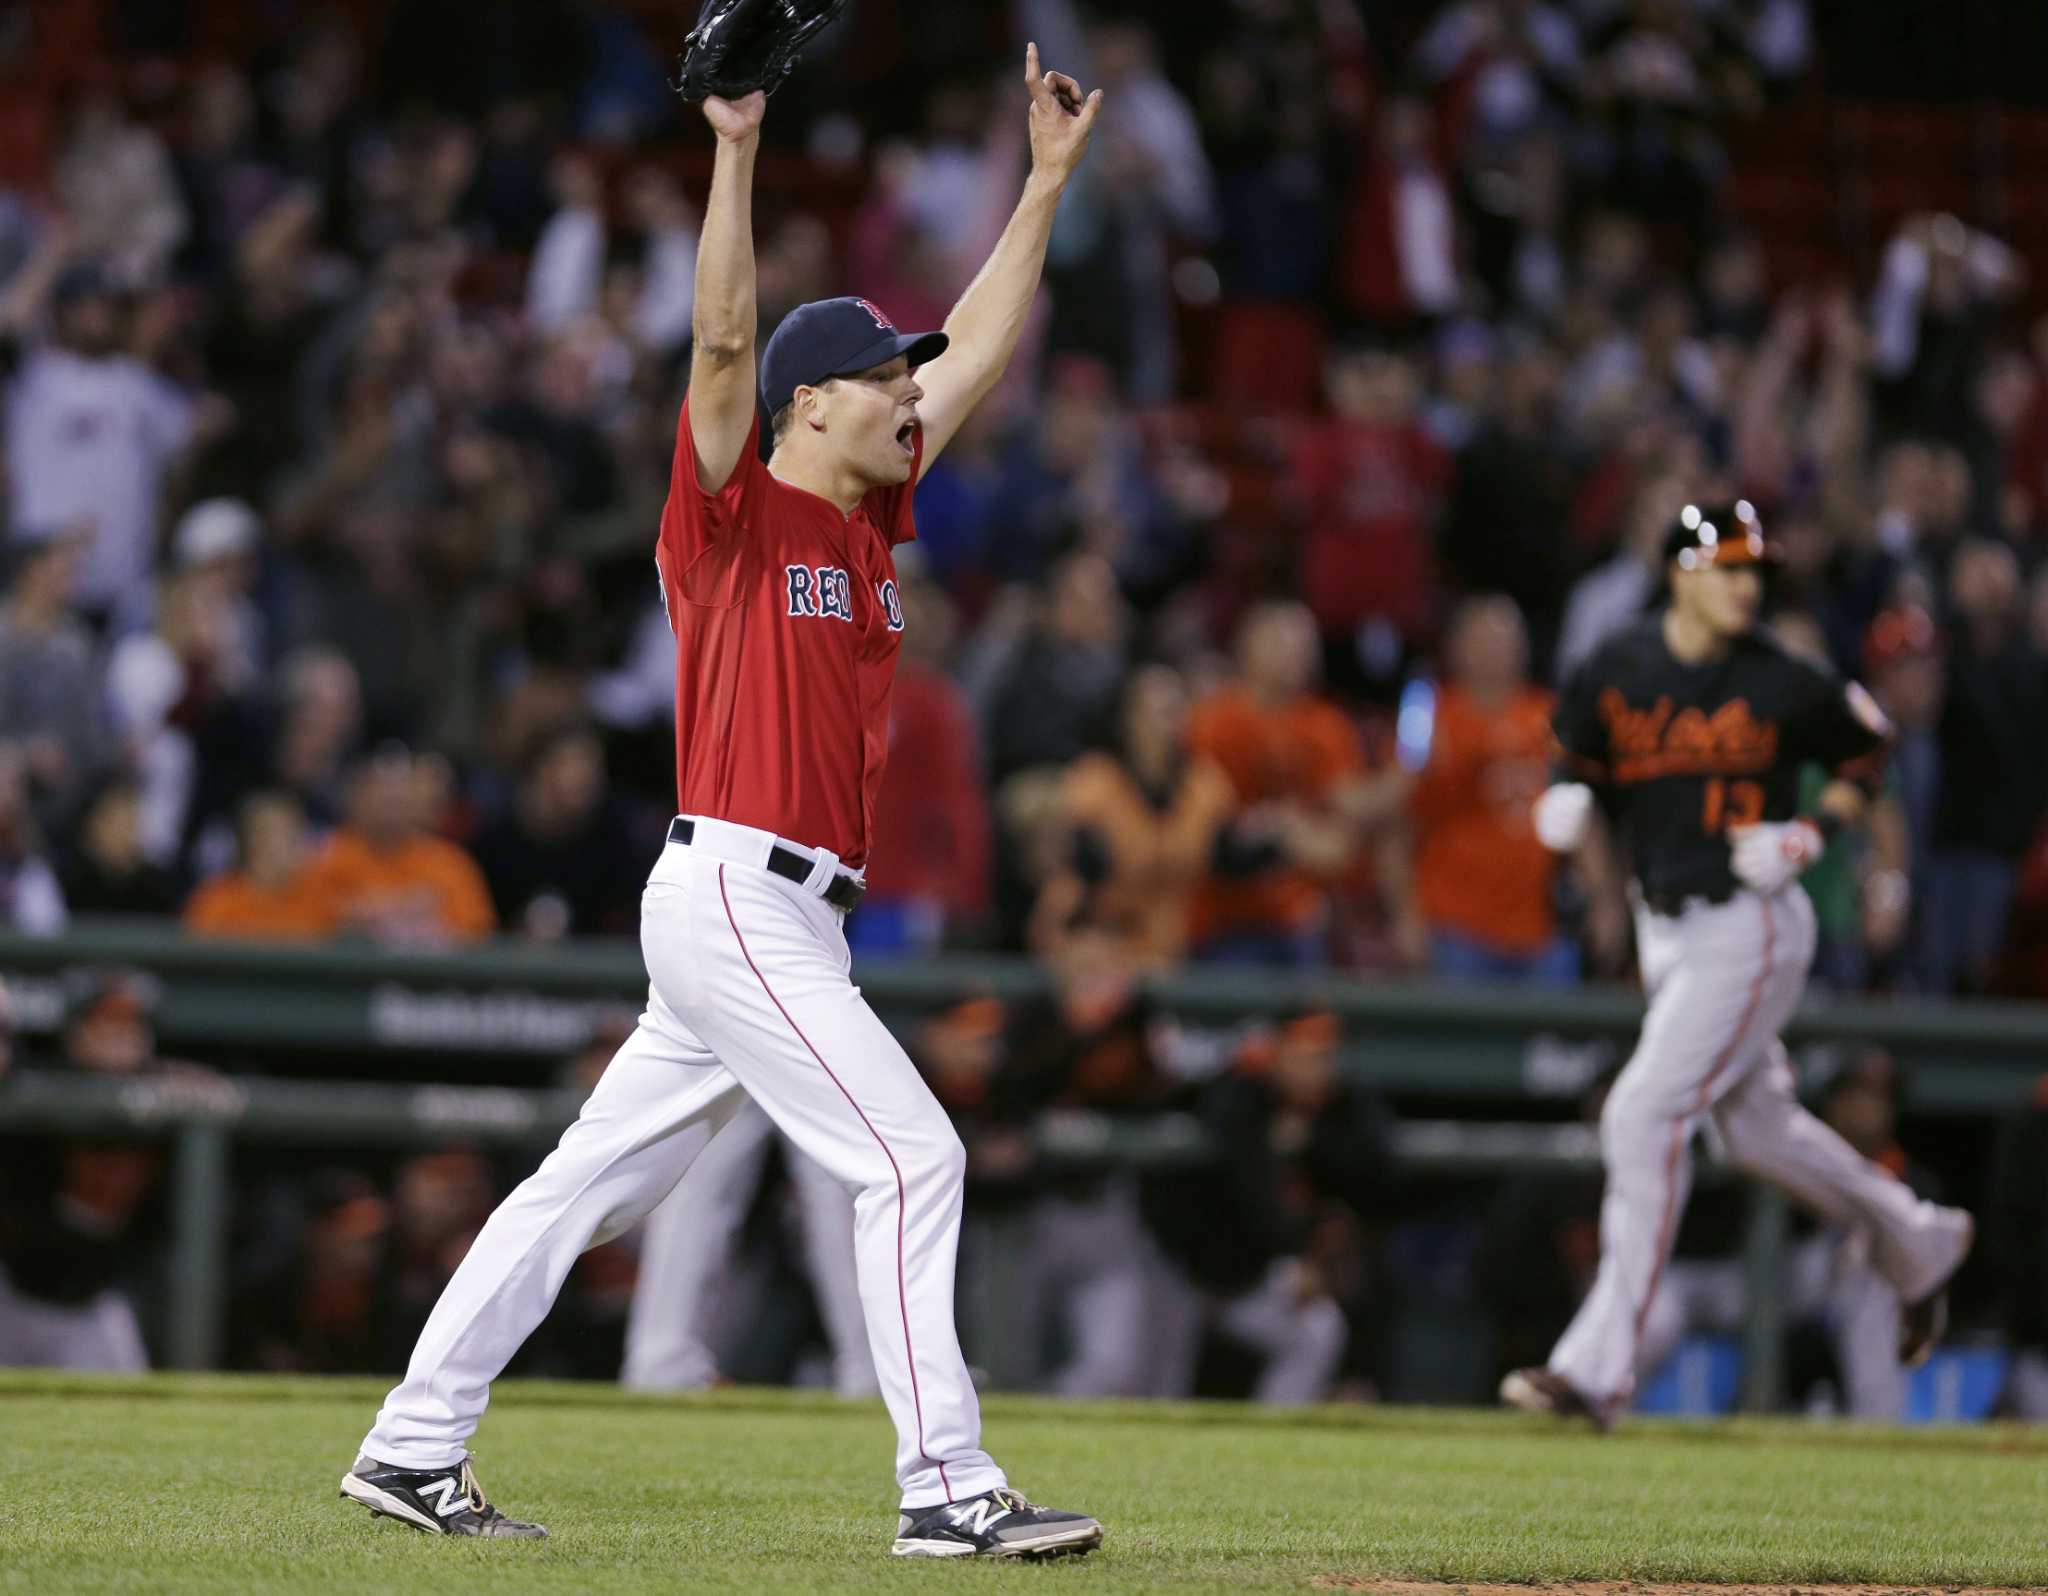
[417,1476,468,1518]
[951,1497,1011,1537]
[891,1486,1102,1560]
[338,1454,547,1539]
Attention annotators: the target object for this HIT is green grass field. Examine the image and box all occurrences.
[3,1373,2045,1596]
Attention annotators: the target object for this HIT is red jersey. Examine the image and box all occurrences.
[657,397,921,868]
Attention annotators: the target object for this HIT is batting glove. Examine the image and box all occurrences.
[1728,819,1825,894]
[1532,783,1595,853]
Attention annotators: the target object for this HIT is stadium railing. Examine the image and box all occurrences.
[4,921,2044,1406]
[0,1064,1794,1404]
[0,920,2042,1108]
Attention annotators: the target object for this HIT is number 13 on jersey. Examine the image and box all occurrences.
[1702,777,1764,833]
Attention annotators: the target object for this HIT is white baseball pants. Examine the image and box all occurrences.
[621,1098,877,1397]
[1549,885,1964,1410]
[363,818,1003,1509]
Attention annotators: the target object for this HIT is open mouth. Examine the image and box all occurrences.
[895,420,917,456]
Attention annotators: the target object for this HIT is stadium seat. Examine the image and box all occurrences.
[1208,303,1325,415]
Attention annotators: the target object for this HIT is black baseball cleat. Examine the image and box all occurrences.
[1899,1289,1949,1369]
[1500,1367,1616,1433]
[891,1486,1104,1559]
[1899,1207,1974,1369]
[339,1453,547,1538]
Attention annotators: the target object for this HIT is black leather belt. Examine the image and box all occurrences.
[1642,886,1736,918]
[668,817,865,913]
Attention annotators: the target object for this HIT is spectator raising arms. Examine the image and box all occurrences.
[3,250,199,633]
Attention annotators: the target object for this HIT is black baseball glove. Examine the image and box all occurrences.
[674,0,848,104]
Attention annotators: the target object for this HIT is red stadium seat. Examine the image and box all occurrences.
[1996,110,2048,167]
[1836,104,1978,171]
[0,96,53,192]
[1208,303,1325,415]
[1725,169,1837,245]
[1861,171,1982,235]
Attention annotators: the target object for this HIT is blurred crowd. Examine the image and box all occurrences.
[4,0,2048,1404]
[0,0,2043,999]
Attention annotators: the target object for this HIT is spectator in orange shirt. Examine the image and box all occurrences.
[300,744,495,947]
[1390,597,1587,984]
[1031,664,1235,969]
[183,790,334,941]
[1187,602,1368,968]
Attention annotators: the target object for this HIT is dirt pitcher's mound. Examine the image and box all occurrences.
[1310,1582,2033,1596]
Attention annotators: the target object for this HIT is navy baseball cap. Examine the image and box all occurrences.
[759,297,948,419]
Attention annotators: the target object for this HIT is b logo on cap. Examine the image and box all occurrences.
[854,299,896,332]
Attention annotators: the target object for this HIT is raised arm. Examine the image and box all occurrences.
[687,92,768,492]
[915,43,1101,476]
[0,217,73,343]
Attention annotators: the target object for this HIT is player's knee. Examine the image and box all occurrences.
[1598,1080,1656,1147]
[922,1125,968,1193]
[873,1116,966,1198]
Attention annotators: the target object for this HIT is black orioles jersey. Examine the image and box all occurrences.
[1554,617,1892,900]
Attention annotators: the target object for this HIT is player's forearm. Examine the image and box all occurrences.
[0,228,68,337]
[1573,812,1622,900]
[939,171,1064,398]
[692,133,760,360]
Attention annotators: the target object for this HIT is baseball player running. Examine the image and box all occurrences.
[1502,501,1973,1428]
[339,47,1107,1558]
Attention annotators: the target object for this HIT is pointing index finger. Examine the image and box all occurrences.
[1026,40,1042,91]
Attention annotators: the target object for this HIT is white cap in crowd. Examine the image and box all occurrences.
[173,498,260,568]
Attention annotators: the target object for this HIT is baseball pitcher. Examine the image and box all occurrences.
[1502,501,1973,1427]
[338,5,1106,1558]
